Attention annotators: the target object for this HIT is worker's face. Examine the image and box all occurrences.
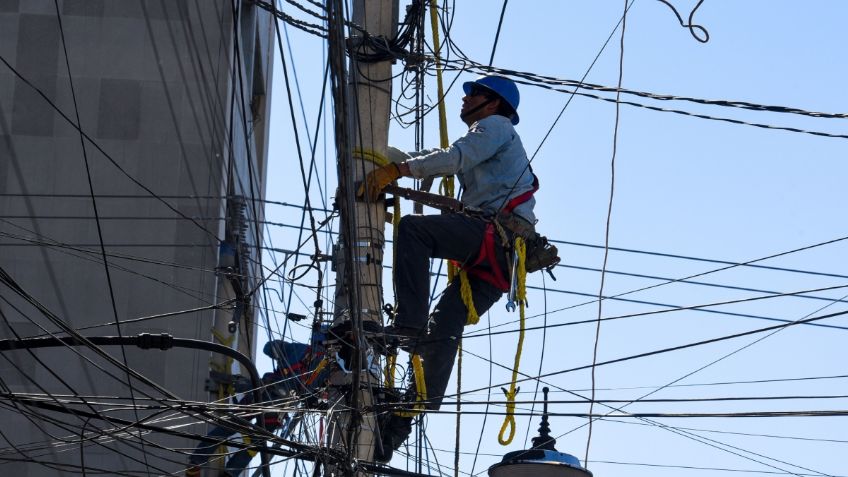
[460,86,499,126]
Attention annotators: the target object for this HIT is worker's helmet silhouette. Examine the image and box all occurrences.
[462,75,520,125]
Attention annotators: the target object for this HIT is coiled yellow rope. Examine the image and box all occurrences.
[498,237,526,445]
[394,353,427,417]
[352,148,389,166]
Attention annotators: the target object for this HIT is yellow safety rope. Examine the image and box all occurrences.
[211,329,251,458]
[427,1,478,325]
[498,237,526,445]
[384,353,397,390]
[352,148,389,166]
[245,434,258,458]
[394,353,427,417]
[459,271,479,325]
[304,357,328,387]
[211,329,236,397]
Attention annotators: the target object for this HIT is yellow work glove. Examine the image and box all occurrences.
[358,163,401,202]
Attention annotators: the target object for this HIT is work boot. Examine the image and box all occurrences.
[374,414,413,463]
[383,324,425,352]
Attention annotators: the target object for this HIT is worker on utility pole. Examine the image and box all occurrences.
[186,331,327,476]
[360,74,540,460]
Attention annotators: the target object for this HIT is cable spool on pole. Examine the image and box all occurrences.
[488,388,593,477]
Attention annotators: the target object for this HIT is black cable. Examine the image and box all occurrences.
[0,193,335,213]
[0,332,275,472]
[52,6,153,473]
[656,0,709,42]
[453,307,848,403]
[520,270,549,448]
[556,238,848,280]
[465,283,848,342]
[398,393,848,407]
[487,0,509,67]
[271,0,329,345]
[0,54,223,243]
[587,2,628,461]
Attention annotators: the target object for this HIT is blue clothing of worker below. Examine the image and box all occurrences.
[188,337,327,475]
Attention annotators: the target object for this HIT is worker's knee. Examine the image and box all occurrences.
[397,214,427,244]
[397,214,420,233]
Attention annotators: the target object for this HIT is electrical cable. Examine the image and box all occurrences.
[587,2,627,462]
[655,0,709,42]
[487,1,509,67]
[0,55,224,244]
[448,307,848,406]
[52,5,154,472]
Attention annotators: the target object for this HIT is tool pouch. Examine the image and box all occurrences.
[524,234,560,274]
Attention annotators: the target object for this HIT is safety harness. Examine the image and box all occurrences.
[458,174,539,292]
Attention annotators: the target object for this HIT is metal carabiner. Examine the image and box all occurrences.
[505,244,519,312]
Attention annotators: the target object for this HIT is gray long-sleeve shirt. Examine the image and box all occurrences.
[406,115,537,224]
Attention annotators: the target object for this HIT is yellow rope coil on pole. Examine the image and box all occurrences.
[394,353,427,417]
[352,148,389,166]
[498,237,526,446]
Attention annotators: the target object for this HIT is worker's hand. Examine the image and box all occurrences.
[387,146,411,163]
[357,163,401,201]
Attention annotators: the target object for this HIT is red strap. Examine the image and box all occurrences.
[455,175,539,292]
[263,414,282,428]
[455,223,510,292]
[503,174,539,213]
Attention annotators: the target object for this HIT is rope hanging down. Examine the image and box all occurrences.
[425,0,479,325]
[498,236,526,445]
[395,353,428,417]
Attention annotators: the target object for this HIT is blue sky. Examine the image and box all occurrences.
[260,2,848,476]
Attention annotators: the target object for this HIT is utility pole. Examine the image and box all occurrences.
[326,0,397,473]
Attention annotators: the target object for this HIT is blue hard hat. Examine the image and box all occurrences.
[263,340,309,364]
[462,75,520,125]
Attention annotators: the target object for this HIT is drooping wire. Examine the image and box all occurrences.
[655,0,709,42]
[52,4,153,473]
[271,0,328,346]
[0,54,224,243]
[586,0,628,464]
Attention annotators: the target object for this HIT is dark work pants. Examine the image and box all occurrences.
[394,213,507,410]
[189,423,254,475]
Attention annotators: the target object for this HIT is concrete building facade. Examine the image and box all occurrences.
[0,1,274,475]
